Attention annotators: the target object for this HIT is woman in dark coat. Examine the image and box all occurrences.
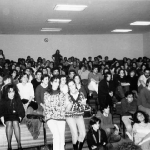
[87,116,108,150]
[0,84,25,150]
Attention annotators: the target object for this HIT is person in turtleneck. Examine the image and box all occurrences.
[98,72,114,108]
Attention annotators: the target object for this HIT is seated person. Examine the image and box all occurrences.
[138,78,150,118]
[87,116,108,150]
[121,91,137,138]
[96,103,121,143]
[132,111,150,150]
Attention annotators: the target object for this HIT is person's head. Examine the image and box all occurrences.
[133,111,149,123]
[41,74,50,86]
[100,103,110,114]
[74,75,81,85]
[125,91,133,103]
[15,65,21,73]
[50,76,60,90]
[68,70,76,79]
[19,73,29,84]
[129,69,136,77]
[144,68,150,78]
[35,70,43,80]
[68,79,77,92]
[52,67,59,76]
[92,65,99,74]
[104,72,111,82]
[11,69,18,79]
[89,116,101,131]
[25,68,31,75]
[60,75,67,85]
[5,84,19,100]
[141,64,147,71]
[42,67,48,75]
[3,75,12,85]
[118,69,125,77]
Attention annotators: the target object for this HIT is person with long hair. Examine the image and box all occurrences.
[132,111,150,150]
[66,79,87,150]
[41,76,67,150]
[87,116,108,150]
[0,84,25,150]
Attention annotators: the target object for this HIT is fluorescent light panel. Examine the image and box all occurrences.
[41,28,62,31]
[47,19,72,23]
[54,4,87,11]
[130,21,150,26]
[111,29,132,33]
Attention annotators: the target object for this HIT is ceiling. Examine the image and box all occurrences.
[0,0,150,35]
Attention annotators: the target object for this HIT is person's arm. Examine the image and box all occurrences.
[1,117,5,127]
[140,89,150,108]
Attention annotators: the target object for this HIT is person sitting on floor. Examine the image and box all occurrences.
[96,103,121,143]
[87,116,108,150]
[121,91,137,139]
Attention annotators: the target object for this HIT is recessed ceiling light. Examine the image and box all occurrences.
[41,28,62,31]
[111,29,132,33]
[130,21,150,26]
[54,5,87,11]
[47,19,72,23]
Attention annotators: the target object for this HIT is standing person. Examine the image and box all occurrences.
[41,76,67,150]
[88,65,103,94]
[87,116,108,150]
[52,49,62,67]
[66,79,87,150]
[0,84,25,150]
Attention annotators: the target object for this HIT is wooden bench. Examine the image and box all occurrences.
[0,117,90,150]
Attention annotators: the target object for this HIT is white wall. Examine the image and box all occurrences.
[0,34,143,61]
[143,32,150,58]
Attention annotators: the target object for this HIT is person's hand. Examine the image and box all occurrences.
[109,91,113,97]
[91,145,97,149]
[19,117,22,122]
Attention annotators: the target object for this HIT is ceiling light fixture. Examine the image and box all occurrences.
[41,28,62,31]
[130,21,150,26]
[47,19,72,23]
[111,29,132,33]
[54,4,87,11]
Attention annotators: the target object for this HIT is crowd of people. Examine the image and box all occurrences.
[0,49,150,150]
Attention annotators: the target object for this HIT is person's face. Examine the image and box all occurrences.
[12,71,17,78]
[53,70,59,76]
[144,70,150,78]
[16,66,20,72]
[42,77,49,85]
[21,75,28,83]
[142,65,146,71]
[81,67,85,72]
[93,68,98,74]
[36,72,42,80]
[60,77,66,85]
[8,88,15,100]
[69,72,75,79]
[12,65,16,70]
[127,94,133,103]
[106,74,111,81]
[68,81,76,92]
[119,70,124,77]
[51,79,59,90]
[137,112,145,122]
[74,76,80,84]
[43,69,48,75]
[25,69,30,75]
[130,71,135,77]
[103,106,110,114]
[92,121,100,131]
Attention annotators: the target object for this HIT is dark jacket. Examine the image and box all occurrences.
[87,128,108,150]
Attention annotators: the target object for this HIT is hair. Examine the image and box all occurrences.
[4,84,20,100]
[68,69,76,75]
[104,71,111,80]
[41,74,50,81]
[19,73,29,82]
[35,70,43,75]
[125,91,133,98]
[3,75,12,82]
[10,69,19,80]
[133,111,149,123]
[52,67,59,73]
[92,65,99,71]
[118,69,125,75]
[117,142,141,150]
[100,102,109,113]
[73,74,82,84]
[89,116,101,126]
[50,76,60,83]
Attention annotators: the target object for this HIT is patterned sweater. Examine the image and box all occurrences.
[44,90,66,121]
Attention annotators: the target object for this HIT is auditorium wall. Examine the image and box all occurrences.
[0,34,143,61]
[143,32,150,58]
